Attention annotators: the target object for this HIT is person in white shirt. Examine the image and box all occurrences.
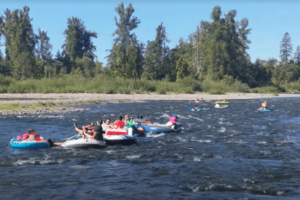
[101,118,111,133]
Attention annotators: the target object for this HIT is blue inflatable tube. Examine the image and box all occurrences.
[10,138,49,149]
[260,109,270,112]
[145,124,182,134]
[190,108,204,111]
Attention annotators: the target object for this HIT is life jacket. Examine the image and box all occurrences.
[35,135,41,141]
[23,133,29,139]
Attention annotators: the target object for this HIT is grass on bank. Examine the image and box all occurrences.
[0,102,57,111]
[251,86,279,96]
[0,99,111,112]
[0,74,251,95]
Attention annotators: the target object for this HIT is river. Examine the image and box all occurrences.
[1,98,300,199]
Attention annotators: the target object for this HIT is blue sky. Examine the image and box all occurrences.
[1,0,300,65]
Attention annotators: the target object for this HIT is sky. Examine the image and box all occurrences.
[1,0,300,65]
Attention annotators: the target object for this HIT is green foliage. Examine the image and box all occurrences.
[201,76,250,94]
[294,46,300,64]
[252,86,279,95]
[143,23,170,80]
[197,6,251,84]
[280,32,293,62]
[279,81,300,92]
[63,17,97,64]
[271,63,300,85]
[107,3,142,79]
[176,55,190,80]
[1,6,36,79]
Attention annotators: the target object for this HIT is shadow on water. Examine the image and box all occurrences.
[1,98,300,199]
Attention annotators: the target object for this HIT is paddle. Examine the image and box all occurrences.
[64,133,79,140]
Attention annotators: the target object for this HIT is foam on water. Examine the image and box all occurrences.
[188,115,203,121]
[257,141,267,144]
[218,127,226,132]
[70,165,89,169]
[126,154,142,160]
[14,157,64,166]
[227,139,247,144]
[146,133,165,138]
[191,137,212,143]
[174,136,188,142]
[193,157,201,162]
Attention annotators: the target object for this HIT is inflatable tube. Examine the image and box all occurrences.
[215,101,229,104]
[144,123,182,134]
[61,138,106,149]
[125,124,145,136]
[190,108,204,111]
[10,138,49,149]
[260,109,270,112]
[215,105,228,109]
[103,128,137,145]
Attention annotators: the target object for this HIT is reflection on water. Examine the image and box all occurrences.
[1,98,300,199]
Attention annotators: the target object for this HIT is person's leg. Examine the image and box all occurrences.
[48,139,63,147]
[53,142,63,146]
[75,127,86,138]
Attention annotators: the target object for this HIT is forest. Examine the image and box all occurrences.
[0,3,299,95]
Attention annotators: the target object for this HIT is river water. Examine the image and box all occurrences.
[1,98,300,199]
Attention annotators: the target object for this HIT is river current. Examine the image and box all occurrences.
[1,98,300,199]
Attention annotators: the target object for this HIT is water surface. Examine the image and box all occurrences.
[1,99,300,199]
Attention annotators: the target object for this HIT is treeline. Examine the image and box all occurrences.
[0,3,300,93]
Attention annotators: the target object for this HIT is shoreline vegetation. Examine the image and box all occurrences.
[1,92,300,115]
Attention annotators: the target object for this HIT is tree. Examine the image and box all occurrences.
[0,6,37,79]
[36,28,52,61]
[192,25,202,76]
[62,17,97,72]
[197,6,251,83]
[75,57,94,78]
[294,46,300,65]
[272,62,300,85]
[176,55,189,80]
[36,28,53,78]
[107,2,141,79]
[143,23,169,80]
[280,32,293,63]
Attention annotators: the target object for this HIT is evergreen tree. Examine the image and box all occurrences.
[107,2,141,79]
[294,46,300,65]
[198,6,251,83]
[176,55,189,80]
[280,32,293,63]
[143,23,169,80]
[192,25,202,76]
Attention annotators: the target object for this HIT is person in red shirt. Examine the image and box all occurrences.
[110,116,125,129]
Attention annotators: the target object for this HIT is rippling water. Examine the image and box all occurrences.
[1,98,300,199]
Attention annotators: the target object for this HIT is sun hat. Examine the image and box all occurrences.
[169,117,177,124]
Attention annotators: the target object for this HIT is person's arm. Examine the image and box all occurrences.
[84,125,93,130]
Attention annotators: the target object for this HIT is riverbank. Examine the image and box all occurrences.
[0,92,299,115]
